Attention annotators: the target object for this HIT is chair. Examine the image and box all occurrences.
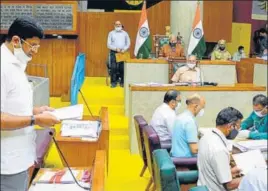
[143,125,198,191]
[168,58,187,83]
[134,115,148,177]
[153,149,209,191]
[153,35,169,58]
[28,128,55,186]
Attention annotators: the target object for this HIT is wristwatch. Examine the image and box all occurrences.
[30,115,35,126]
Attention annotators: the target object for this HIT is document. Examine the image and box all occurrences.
[232,149,267,175]
[115,51,130,62]
[45,104,84,120]
[233,140,267,152]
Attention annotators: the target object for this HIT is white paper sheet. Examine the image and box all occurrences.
[232,149,267,175]
[234,140,267,152]
[45,104,84,120]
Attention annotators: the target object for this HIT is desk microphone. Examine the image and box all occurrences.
[49,131,90,190]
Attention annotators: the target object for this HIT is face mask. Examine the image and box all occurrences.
[254,110,266,118]
[169,42,176,47]
[197,108,205,117]
[13,40,32,69]
[239,50,244,54]
[226,126,238,140]
[219,46,225,51]
[115,26,122,32]
[187,63,196,69]
[175,102,181,113]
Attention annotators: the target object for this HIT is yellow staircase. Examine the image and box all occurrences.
[46,77,150,190]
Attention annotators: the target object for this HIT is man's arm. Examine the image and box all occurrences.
[249,131,268,140]
[211,51,216,60]
[107,32,117,51]
[1,112,31,130]
[185,121,198,154]
[223,177,243,191]
[123,33,131,51]
[240,113,254,130]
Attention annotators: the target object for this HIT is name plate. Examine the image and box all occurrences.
[0,1,77,34]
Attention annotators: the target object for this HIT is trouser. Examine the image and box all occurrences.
[1,170,29,191]
[110,51,124,84]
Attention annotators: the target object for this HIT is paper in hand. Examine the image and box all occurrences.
[45,104,84,120]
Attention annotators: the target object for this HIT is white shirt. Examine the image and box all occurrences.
[197,128,232,191]
[238,167,267,191]
[1,44,36,174]
[150,103,176,142]
[107,30,131,51]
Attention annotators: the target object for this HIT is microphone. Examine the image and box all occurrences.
[49,131,90,190]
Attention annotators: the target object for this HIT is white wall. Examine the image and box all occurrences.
[170,1,203,54]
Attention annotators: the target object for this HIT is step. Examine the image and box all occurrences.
[110,135,129,150]
[110,127,128,136]
[77,96,124,106]
[83,105,124,116]
[80,86,124,98]
[109,115,129,129]
[83,77,107,86]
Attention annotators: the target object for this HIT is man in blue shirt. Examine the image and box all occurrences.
[171,93,206,158]
[107,21,130,88]
[238,94,267,140]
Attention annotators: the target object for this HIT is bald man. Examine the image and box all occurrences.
[171,55,203,83]
[159,34,185,58]
[107,21,130,88]
[211,39,231,60]
[171,94,206,158]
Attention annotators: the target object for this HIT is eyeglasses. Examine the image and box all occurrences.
[175,99,181,103]
[21,39,40,52]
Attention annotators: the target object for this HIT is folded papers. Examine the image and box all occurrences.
[233,140,267,152]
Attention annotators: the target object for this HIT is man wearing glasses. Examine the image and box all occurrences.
[150,90,181,144]
[171,55,203,84]
[1,16,60,190]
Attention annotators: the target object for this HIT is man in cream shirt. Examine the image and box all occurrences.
[1,16,60,190]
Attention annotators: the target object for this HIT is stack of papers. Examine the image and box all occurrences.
[45,104,84,120]
[61,120,101,140]
[232,149,267,175]
[234,140,267,152]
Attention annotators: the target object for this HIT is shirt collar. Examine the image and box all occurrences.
[184,109,195,118]
[212,128,228,147]
[1,43,21,65]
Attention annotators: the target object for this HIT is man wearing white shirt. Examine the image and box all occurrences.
[150,90,181,143]
[1,16,60,190]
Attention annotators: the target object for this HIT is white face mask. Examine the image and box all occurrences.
[187,63,196,69]
[254,110,266,118]
[13,40,32,70]
[115,26,122,32]
[175,102,181,113]
[197,108,205,117]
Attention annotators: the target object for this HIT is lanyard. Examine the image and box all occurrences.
[212,130,227,147]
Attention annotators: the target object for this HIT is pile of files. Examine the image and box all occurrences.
[234,140,267,152]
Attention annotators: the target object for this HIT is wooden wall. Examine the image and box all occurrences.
[78,1,170,77]
[203,0,233,42]
[27,39,77,97]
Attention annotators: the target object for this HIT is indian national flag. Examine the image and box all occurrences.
[187,2,206,59]
[134,1,152,59]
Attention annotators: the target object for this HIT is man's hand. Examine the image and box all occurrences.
[34,113,60,128]
[116,48,121,52]
[121,49,125,53]
[33,106,54,115]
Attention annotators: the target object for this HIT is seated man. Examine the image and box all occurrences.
[198,107,243,191]
[171,94,206,158]
[238,94,267,140]
[171,55,203,83]
[159,34,185,58]
[150,90,181,142]
[211,39,231,61]
[232,45,246,61]
[238,167,267,191]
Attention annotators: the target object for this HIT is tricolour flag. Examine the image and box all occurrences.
[134,1,152,59]
[187,2,206,59]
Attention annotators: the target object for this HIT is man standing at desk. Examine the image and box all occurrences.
[159,34,185,58]
[1,16,60,190]
[171,55,203,83]
[107,21,130,88]
[238,94,267,140]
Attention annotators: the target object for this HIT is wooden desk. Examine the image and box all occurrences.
[55,107,109,172]
[29,150,106,191]
[124,59,237,116]
[236,58,267,83]
[128,84,267,154]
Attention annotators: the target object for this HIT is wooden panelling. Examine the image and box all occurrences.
[27,39,76,97]
[203,1,233,42]
[78,1,170,77]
